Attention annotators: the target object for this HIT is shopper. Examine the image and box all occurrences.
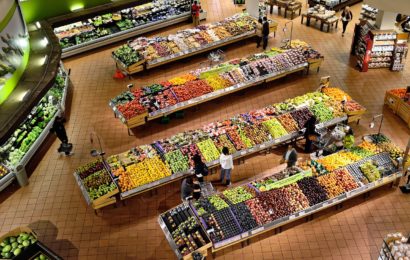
[256,18,263,48]
[181,177,194,201]
[283,144,298,168]
[192,177,201,200]
[262,17,270,50]
[50,116,73,156]
[193,153,208,183]
[219,147,233,186]
[304,115,317,153]
[191,1,201,27]
[340,6,353,37]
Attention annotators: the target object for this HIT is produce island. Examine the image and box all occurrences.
[110,42,324,129]
[75,87,366,208]
[111,14,280,74]
[158,133,405,259]
[53,0,192,58]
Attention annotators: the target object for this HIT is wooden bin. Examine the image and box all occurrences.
[182,243,212,260]
[384,91,400,113]
[90,188,119,209]
[126,112,148,128]
[397,101,410,125]
[0,227,37,242]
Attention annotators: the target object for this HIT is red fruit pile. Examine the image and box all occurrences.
[117,99,147,119]
[344,100,365,112]
[278,113,299,133]
[245,198,272,225]
[172,80,213,102]
[290,107,313,128]
[258,189,293,220]
[226,128,247,151]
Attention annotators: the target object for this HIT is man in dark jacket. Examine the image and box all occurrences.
[50,116,72,155]
[262,17,270,50]
[283,144,298,168]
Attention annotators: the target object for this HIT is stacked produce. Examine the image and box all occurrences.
[196,139,220,162]
[388,88,407,99]
[277,113,299,133]
[0,232,37,258]
[258,189,294,221]
[0,164,10,179]
[230,202,259,232]
[114,15,257,65]
[317,172,345,198]
[311,102,334,122]
[164,150,190,174]
[322,87,352,101]
[297,177,329,206]
[282,183,310,212]
[222,186,253,204]
[55,0,191,49]
[333,168,359,191]
[263,118,288,138]
[245,198,273,225]
[0,70,66,168]
[360,161,381,182]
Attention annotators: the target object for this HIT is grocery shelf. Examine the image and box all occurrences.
[61,12,191,58]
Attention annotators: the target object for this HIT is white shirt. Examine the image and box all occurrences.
[219,154,233,170]
[285,150,292,161]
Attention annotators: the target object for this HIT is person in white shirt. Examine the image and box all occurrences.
[219,147,233,186]
[283,144,298,168]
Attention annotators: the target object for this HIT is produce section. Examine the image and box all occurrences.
[77,88,364,205]
[54,0,192,58]
[111,14,271,74]
[110,45,321,129]
[0,64,70,191]
[159,134,404,257]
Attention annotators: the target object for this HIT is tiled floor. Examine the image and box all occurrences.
[1,1,410,259]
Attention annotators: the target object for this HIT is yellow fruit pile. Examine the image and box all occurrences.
[317,153,353,172]
[113,168,134,191]
[339,151,362,162]
[358,141,379,153]
[317,172,345,198]
[322,87,352,102]
[169,74,197,86]
[204,74,231,90]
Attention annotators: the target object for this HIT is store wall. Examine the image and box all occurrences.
[20,0,113,24]
[365,0,410,16]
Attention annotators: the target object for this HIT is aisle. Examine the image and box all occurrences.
[0,1,409,259]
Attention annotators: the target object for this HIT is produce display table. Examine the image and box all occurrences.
[75,87,367,209]
[0,64,70,192]
[384,89,410,129]
[269,0,302,19]
[110,46,323,130]
[308,0,363,12]
[111,14,271,76]
[301,7,338,32]
[159,134,404,257]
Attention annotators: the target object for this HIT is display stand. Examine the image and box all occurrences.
[268,0,302,19]
[301,7,339,33]
[384,89,410,129]
[307,0,362,11]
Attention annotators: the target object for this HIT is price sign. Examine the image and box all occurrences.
[289,215,296,220]
[240,151,246,156]
[260,144,266,149]
[323,202,329,207]
[298,211,305,217]
[241,232,249,239]
[251,227,264,235]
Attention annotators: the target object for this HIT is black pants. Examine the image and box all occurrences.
[263,36,268,50]
[256,36,262,48]
[305,137,313,153]
[342,21,349,33]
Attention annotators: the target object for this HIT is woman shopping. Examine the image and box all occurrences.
[219,147,233,186]
[341,7,353,37]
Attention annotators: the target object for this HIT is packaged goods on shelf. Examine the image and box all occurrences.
[379,232,410,259]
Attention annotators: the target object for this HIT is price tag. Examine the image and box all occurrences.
[188,100,194,104]
[241,232,249,239]
[298,210,305,216]
[289,215,296,220]
[251,227,264,235]
[260,144,266,149]
[249,148,255,153]
[240,151,246,156]
[323,202,329,207]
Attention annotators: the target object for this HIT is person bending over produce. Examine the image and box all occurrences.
[219,147,233,186]
[304,115,317,153]
[181,177,194,201]
[283,144,298,168]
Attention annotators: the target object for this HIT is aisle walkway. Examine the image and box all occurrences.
[0,1,409,259]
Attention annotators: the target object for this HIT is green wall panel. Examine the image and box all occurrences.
[20,0,113,24]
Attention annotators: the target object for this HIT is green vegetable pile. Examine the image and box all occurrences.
[263,118,288,138]
[223,186,253,204]
[311,102,334,122]
[208,195,229,210]
[360,161,381,182]
[113,45,140,66]
[83,170,117,200]
[164,150,189,174]
[0,232,37,259]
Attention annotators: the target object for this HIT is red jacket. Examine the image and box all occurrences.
[192,4,201,17]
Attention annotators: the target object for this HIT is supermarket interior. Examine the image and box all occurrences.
[0,0,410,259]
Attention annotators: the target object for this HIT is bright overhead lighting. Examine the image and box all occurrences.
[40,37,48,47]
[70,3,85,12]
[38,55,47,66]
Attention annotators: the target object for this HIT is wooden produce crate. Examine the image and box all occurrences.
[90,188,119,209]
[0,227,37,242]
[397,101,410,125]
[384,91,400,113]
[182,243,212,260]
[125,112,148,128]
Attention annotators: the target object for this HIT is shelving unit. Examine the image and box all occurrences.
[351,22,408,72]
[360,4,378,25]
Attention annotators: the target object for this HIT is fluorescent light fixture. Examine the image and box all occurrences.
[40,37,48,47]
[35,21,41,29]
[38,55,48,66]
[70,3,85,12]
[17,90,29,102]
